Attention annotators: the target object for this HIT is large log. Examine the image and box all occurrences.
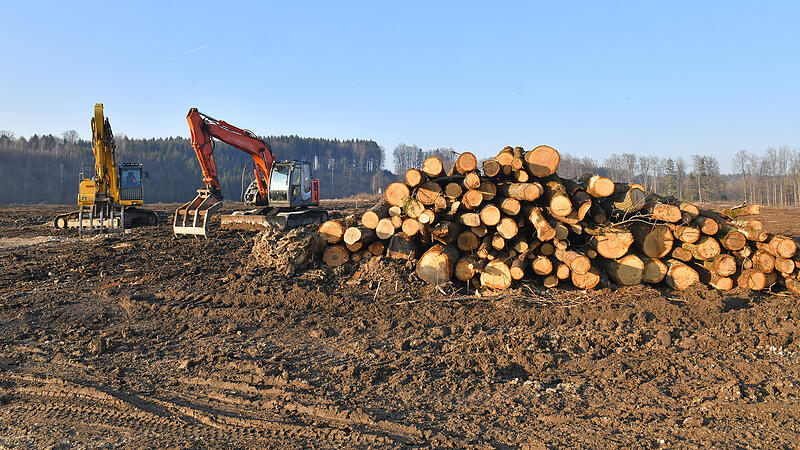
[462,189,484,210]
[416,244,460,284]
[385,182,411,207]
[721,204,762,218]
[375,218,397,240]
[457,212,482,227]
[482,159,501,178]
[695,264,733,291]
[757,235,797,259]
[680,235,721,261]
[361,202,390,229]
[510,252,530,280]
[478,181,497,201]
[501,182,543,202]
[524,145,560,177]
[571,266,601,289]
[693,216,719,235]
[496,217,520,240]
[544,176,573,217]
[455,255,482,281]
[715,227,747,251]
[343,227,377,246]
[752,249,776,273]
[319,220,347,244]
[444,182,463,200]
[586,226,634,259]
[455,152,478,174]
[737,269,766,290]
[416,181,444,206]
[606,183,646,213]
[405,168,425,188]
[642,201,682,223]
[499,197,521,216]
[555,248,591,275]
[703,254,737,277]
[323,245,349,267]
[641,256,668,284]
[401,218,422,237]
[668,224,700,244]
[463,172,481,190]
[630,223,674,259]
[531,255,553,276]
[479,204,502,227]
[422,156,444,178]
[775,256,796,275]
[527,207,556,241]
[665,259,700,290]
[578,174,615,198]
[457,230,481,252]
[480,260,513,290]
[602,254,645,286]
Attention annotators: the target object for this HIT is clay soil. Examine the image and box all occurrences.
[2,201,800,448]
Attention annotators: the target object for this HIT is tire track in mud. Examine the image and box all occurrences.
[2,372,430,446]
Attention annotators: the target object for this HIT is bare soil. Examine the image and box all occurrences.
[2,202,800,448]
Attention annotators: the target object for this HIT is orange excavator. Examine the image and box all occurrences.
[174,108,327,237]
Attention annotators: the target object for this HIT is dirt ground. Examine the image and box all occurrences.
[2,201,800,448]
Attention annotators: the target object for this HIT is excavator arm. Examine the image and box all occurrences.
[186,108,275,202]
[88,103,118,201]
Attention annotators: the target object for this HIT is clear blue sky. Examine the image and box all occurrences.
[1,1,798,171]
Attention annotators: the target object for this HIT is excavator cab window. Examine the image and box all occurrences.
[268,164,290,203]
[290,165,302,199]
[301,163,312,200]
[119,168,142,189]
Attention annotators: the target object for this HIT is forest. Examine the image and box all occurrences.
[0,128,797,207]
[0,131,388,204]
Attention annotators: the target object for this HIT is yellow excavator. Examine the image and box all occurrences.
[54,104,165,234]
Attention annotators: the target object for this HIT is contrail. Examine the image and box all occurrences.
[173,44,208,59]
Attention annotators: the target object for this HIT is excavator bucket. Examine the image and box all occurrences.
[173,189,221,237]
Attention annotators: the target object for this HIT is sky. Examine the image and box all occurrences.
[1,0,798,172]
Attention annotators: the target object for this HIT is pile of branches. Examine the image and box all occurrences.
[318,145,800,293]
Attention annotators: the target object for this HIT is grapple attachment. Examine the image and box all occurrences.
[173,189,221,237]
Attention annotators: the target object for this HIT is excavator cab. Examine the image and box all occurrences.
[268,161,316,207]
[118,163,144,206]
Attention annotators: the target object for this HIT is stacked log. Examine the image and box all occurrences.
[318,147,800,293]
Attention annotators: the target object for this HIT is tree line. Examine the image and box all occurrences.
[394,144,800,206]
[0,130,388,204]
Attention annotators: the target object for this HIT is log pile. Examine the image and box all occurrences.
[318,145,800,293]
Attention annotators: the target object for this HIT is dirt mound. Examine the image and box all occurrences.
[248,224,325,276]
